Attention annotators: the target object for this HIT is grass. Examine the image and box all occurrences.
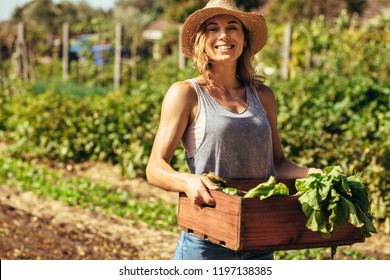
[29,80,113,98]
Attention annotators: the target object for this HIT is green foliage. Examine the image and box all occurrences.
[275,247,328,260]
[295,166,377,238]
[0,56,193,178]
[0,156,177,231]
[161,0,266,22]
[30,80,112,98]
[162,0,206,22]
[258,10,390,80]
[274,246,379,260]
[13,0,112,33]
[0,83,153,178]
[235,0,266,11]
[243,176,289,199]
[261,12,390,224]
[11,0,113,56]
[266,0,368,24]
[268,68,389,222]
[114,0,158,49]
[287,10,390,80]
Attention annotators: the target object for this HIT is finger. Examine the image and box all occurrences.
[203,195,216,206]
[199,188,216,206]
[201,177,220,190]
[193,195,215,206]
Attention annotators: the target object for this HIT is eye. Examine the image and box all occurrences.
[227,25,239,31]
[207,27,218,32]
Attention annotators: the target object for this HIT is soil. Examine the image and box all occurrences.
[1,160,389,260]
[0,161,179,260]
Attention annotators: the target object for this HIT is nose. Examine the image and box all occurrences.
[218,31,230,40]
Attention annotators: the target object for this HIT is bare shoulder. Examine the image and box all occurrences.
[163,80,197,108]
[253,82,276,114]
[254,82,275,99]
[166,80,196,99]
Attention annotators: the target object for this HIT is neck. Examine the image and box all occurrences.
[205,61,240,89]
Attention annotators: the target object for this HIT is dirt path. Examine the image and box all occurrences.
[0,184,180,260]
[47,161,179,205]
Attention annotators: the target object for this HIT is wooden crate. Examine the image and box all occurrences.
[177,179,365,251]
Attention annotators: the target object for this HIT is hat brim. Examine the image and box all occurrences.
[180,7,267,57]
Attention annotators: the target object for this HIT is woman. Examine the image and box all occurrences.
[146,0,322,260]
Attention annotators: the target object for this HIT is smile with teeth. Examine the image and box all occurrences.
[215,45,234,51]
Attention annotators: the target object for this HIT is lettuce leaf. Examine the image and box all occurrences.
[295,165,377,238]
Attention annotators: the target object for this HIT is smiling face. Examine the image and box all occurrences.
[203,14,246,64]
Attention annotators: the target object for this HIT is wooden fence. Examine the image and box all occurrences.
[11,22,293,88]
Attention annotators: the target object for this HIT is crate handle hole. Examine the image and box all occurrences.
[220,241,226,246]
[187,229,194,233]
[204,235,208,240]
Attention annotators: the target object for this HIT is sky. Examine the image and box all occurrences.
[0,0,117,21]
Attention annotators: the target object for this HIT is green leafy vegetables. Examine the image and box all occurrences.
[295,166,377,238]
[204,172,289,199]
[221,187,239,195]
[208,166,377,239]
[243,176,289,199]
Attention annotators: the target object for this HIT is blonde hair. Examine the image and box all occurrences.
[192,23,264,87]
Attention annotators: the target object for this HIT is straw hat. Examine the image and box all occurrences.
[180,0,267,57]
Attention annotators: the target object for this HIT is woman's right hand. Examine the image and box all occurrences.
[182,174,220,206]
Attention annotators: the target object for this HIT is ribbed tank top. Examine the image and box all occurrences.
[183,78,275,179]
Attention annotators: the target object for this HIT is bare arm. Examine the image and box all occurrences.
[146,81,219,205]
[256,84,322,178]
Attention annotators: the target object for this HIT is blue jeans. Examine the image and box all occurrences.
[173,231,274,260]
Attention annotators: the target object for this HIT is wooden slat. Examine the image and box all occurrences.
[240,196,305,249]
[239,195,364,250]
[177,191,242,250]
[240,224,364,251]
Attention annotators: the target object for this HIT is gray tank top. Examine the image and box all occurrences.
[186,78,275,179]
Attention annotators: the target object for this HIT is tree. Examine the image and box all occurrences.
[162,0,206,22]
[13,0,59,51]
[114,0,159,81]
[56,1,111,33]
[12,0,112,51]
[236,0,266,11]
[162,0,267,23]
[266,0,368,24]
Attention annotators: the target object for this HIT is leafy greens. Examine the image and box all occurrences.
[295,166,377,238]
